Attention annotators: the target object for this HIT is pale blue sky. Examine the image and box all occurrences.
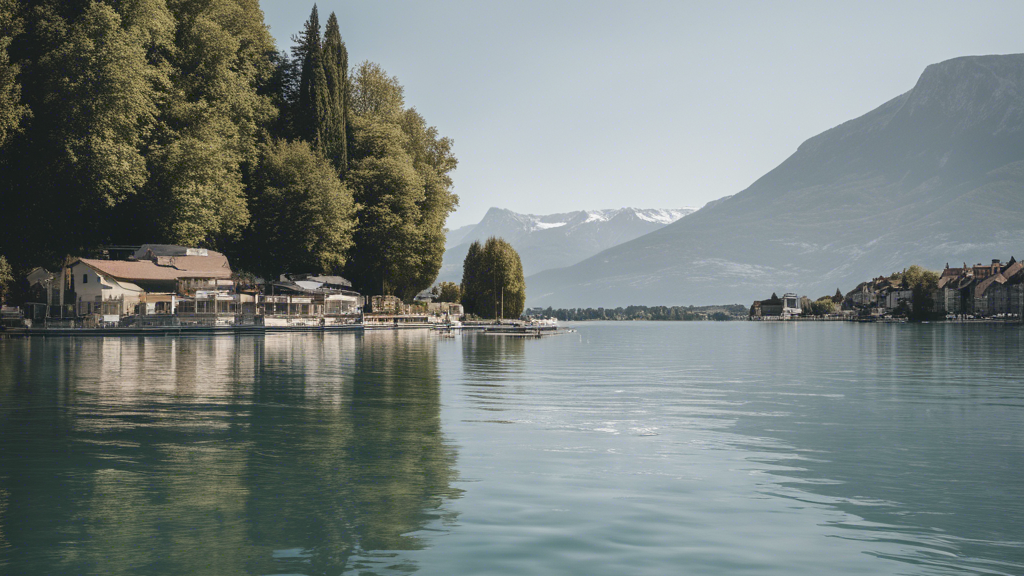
[261,1,1024,228]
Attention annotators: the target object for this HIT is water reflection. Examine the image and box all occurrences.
[458,335,528,414]
[0,332,460,575]
[723,324,1024,575]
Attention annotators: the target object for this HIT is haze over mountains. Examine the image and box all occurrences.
[528,54,1024,307]
[440,207,696,282]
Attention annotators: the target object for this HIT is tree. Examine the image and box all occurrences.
[349,61,405,120]
[343,62,457,299]
[460,240,482,314]
[809,297,837,316]
[461,237,525,319]
[150,131,251,247]
[244,139,356,278]
[142,0,277,249]
[0,254,12,304]
[0,0,278,267]
[0,0,29,149]
[320,12,348,174]
[293,5,325,146]
[434,281,460,303]
[399,108,458,293]
[0,0,170,268]
[901,264,940,321]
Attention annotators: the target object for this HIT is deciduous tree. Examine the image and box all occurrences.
[0,0,29,149]
[434,281,460,303]
[0,255,13,304]
[461,237,525,319]
[245,139,356,278]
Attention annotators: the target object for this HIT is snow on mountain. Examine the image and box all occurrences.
[438,206,699,281]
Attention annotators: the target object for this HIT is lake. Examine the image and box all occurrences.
[0,322,1022,575]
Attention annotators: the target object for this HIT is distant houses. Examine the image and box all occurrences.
[751,256,1024,321]
[935,258,1023,318]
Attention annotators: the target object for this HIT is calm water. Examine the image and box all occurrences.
[0,323,1022,575]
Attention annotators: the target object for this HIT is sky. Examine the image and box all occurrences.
[261,0,1024,228]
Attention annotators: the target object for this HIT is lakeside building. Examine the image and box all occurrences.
[68,245,234,326]
[749,293,802,318]
[259,274,362,328]
[16,245,470,330]
[934,258,1024,318]
[362,294,463,328]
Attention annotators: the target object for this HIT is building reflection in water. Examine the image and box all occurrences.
[0,332,460,575]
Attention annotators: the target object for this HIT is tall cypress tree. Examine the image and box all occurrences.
[294,5,322,146]
[321,12,348,175]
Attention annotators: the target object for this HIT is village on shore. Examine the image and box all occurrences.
[750,257,1024,322]
[2,244,1022,333]
[0,244,472,334]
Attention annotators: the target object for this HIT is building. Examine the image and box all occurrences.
[781,293,802,316]
[750,293,784,318]
[972,259,1022,317]
[68,245,234,325]
[260,273,361,327]
[932,258,1022,318]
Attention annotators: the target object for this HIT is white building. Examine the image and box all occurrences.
[69,260,147,323]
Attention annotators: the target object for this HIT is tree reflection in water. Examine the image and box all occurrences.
[0,332,461,575]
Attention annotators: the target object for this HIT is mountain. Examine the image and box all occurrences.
[528,54,1024,307]
[439,207,697,282]
[444,224,477,250]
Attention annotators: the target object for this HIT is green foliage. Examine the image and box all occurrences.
[320,12,348,174]
[344,65,458,299]
[143,0,277,248]
[38,1,160,208]
[460,240,482,315]
[245,139,356,278]
[150,131,250,246]
[0,2,456,294]
[0,0,29,149]
[461,237,525,319]
[807,297,837,316]
[293,4,322,145]
[0,254,12,303]
[901,264,940,320]
[434,281,460,303]
[350,61,404,121]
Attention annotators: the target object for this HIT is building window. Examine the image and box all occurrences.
[83,273,88,284]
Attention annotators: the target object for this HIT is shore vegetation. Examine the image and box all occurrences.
[0,1,457,302]
[461,238,525,319]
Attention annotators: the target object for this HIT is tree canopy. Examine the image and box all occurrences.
[244,139,356,279]
[0,255,12,304]
[461,237,525,319]
[433,281,460,303]
[0,1,457,301]
[343,61,458,299]
[895,265,941,320]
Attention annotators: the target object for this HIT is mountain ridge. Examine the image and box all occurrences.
[439,206,697,282]
[527,54,1024,307]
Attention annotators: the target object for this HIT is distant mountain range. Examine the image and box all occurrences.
[528,54,1024,307]
[440,207,697,281]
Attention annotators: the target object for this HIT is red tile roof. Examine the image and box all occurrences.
[75,256,232,282]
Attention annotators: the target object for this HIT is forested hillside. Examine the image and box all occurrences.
[0,1,457,300]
